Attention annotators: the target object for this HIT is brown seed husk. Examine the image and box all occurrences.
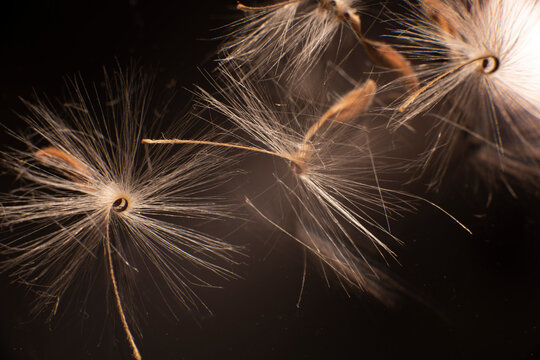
[35,147,89,176]
[360,38,419,92]
[421,0,459,37]
[321,79,377,124]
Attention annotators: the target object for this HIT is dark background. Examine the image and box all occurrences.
[1,0,540,359]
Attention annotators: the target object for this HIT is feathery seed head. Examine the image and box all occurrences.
[399,0,540,124]
[1,68,240,359]
[186,68,416,294]
[394,0,540,187]
[222,0,364,81]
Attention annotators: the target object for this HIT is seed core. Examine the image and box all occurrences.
[112,198,129,213]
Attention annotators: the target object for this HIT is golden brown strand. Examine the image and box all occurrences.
[104,217,142,360]
[399,55,498,112]
[142,139,306,172]
[237,0,301,11]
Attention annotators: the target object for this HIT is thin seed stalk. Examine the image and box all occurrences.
[142,139,306,171]
[105,217,142,360]
[399,55,499,112]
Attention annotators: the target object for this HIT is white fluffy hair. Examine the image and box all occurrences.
[221,0,363,81]
[394,0,540,186]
